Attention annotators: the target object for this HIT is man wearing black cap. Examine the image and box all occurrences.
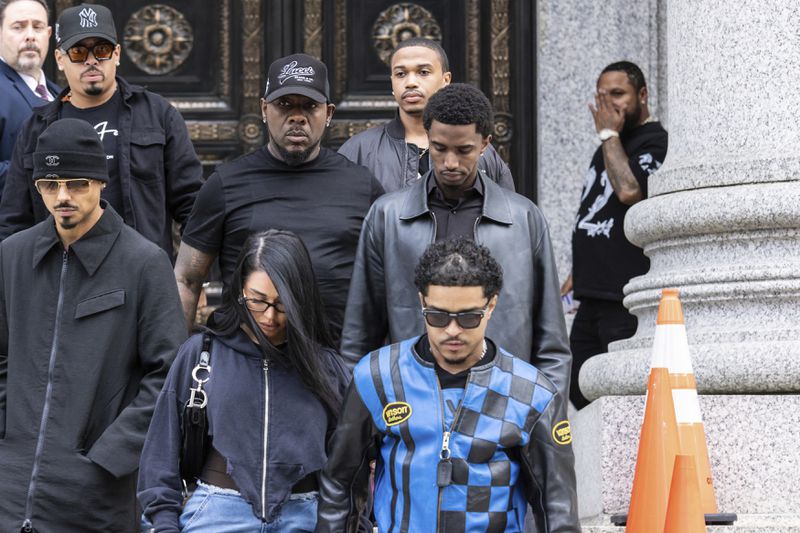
[174,53,383,339]
[0,118,185,531]
[0,3,202,257]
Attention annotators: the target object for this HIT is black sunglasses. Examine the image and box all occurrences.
[421,299,490,329]
[238,296,286,314]
[65,42,115,63]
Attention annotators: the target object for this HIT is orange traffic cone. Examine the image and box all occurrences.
[625,335,680,533]
[664,455,707,533]
[656,288,718,515]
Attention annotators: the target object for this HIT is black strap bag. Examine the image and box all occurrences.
[180,333,212,482]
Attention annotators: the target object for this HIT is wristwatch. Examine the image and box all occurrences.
[598,128,620,142]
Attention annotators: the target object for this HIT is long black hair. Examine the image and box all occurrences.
[209,229,341,415]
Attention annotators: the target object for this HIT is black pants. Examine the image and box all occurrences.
[569,297,637,409]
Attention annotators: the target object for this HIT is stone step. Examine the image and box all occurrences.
[581,514,800,532]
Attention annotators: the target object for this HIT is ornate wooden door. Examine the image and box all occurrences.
[46,1,536,198]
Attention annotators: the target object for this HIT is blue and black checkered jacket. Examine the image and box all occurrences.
[318,337,581,532]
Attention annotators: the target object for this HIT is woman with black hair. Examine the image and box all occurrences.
[138,229,349,532]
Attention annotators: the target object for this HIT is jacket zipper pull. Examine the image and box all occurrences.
[21,519,33,532]
[437,431,453,487]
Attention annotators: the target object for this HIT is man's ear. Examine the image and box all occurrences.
[442,71,452,86]
[480,134,492,155]
[418,292,426,307]
[485,294,499,318]
[639,86,648,105]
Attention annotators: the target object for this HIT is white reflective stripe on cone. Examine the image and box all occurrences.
[672,388,703,424]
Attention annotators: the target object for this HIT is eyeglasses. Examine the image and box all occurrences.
[34,178,93,195]
[239,296,286,314]
[64,42,115,63]
[421,299,489,329]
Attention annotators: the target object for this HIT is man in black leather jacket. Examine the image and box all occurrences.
[340,83,571,399]
[338,37,515,193]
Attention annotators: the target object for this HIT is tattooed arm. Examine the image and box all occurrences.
[174,242,215,332]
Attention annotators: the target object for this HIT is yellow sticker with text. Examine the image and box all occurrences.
[382,402,412,426]
[552,420,572,445]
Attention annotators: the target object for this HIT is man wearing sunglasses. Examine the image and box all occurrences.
[341,83,571,399]
[0,3,202,257]
[0,118,185,530]
[318,238,580,532]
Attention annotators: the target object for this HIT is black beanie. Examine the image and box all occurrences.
[33,119,108,183]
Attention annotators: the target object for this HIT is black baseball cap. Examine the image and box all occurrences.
[56,4,118,51]
[263,53,330,104]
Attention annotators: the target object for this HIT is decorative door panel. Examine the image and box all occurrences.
[45,1,536,198]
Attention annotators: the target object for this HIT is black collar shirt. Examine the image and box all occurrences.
[426,171,485,242]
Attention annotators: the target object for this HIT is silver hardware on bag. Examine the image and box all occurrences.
[187,349,211,409]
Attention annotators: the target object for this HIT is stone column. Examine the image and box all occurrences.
[573,1,800,527]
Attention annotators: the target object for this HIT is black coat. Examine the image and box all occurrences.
[0,76,203,256]
[0,205,186,531]
[340,174,572,398]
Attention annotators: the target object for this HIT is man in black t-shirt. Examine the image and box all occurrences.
[0,4,202,256]
[563,61,668,409]
[175,53,383,340]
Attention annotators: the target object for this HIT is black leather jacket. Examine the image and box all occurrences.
[340,173,572,398]
[338,114,516,193]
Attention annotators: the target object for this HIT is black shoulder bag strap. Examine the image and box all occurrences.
[180,332,212,484]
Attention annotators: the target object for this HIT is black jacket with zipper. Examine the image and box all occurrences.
[0,76,203,256]
[338,113,516,193]
[0,204,186,531]
[138,329,350,532]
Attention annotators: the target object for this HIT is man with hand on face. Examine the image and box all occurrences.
[0,3,202,256]
[338,37,514,193]
[0,0,59,188]
[317,238,580,532]
[0,119,185,531]
[340,83,571,399]
[174,53,383,339]
[561,61,668,409]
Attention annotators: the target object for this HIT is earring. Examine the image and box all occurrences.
[116,62,120,67]
[326,120,331,127]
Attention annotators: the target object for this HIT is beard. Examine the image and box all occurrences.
[14,49,43,76]
[268,130,321,166]
[622,100,643,133]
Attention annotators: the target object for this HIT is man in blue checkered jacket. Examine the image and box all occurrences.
[317,238,580,532]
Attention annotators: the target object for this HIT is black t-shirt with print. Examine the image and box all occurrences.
[182,146,384,342]
[61,90,124,213]
[572,122,668,301]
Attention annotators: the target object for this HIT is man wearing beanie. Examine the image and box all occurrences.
[0,3,202,257]
[0,118,186,531]
[174,53,383,338]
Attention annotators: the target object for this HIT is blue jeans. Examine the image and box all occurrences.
[176,481,317,532]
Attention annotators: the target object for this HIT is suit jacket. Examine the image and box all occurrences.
[0,61,59,189]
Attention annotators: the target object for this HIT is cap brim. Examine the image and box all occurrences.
[265,85,327,104]
[59,31,118,51]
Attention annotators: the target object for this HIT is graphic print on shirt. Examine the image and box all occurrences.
[575,165,615,238]
[575,153,661,239]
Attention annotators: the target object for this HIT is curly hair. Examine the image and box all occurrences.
[390,37,449,72]
[422,83,493,138]
[414,237,503,298]
[601,61,647,92]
